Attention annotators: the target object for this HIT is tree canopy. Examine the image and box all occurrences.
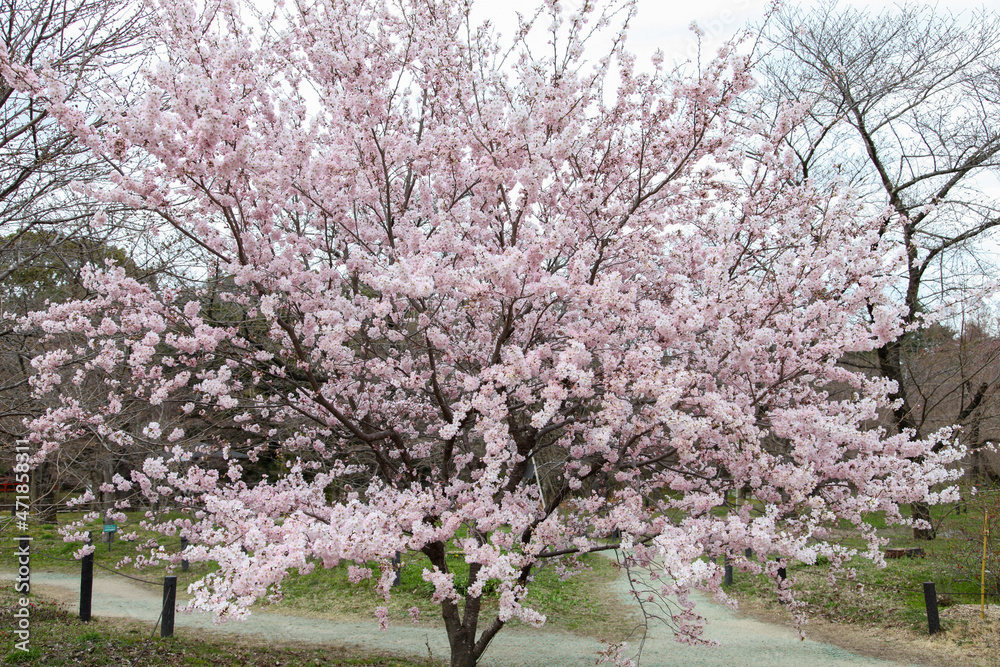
[1,1,966,665]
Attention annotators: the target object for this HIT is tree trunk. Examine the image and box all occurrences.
[423,541,504,667]
[90,473,102,516]
[876,338,938,540]
[910,501,935,540]
[33,461,58,524]
[969,447,984,482]
[448,636,476,667]
[102,465,114,524]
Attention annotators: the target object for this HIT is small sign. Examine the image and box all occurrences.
[102,524,117,533]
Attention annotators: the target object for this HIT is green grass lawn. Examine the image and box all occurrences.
[0,512,216,595]
[0,587,443,666]
[726,497,998,632]
[0,511,635,641]
[277,548,632,640]
[10,493,992,662]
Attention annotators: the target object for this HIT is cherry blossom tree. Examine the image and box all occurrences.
[3,0,964,664]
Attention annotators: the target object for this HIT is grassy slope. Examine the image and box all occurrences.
[725,499,999,665]
[277,549,634,640]
[0,587,443,666]
[0,512,635,641]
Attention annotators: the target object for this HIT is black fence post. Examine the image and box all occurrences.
[180,536,189,572]
[777,562,786,581]
[161,576,177,638]
[724,554,733,587]
[80,533,94,622]
[745,547,753,559]
[923,582,940,635]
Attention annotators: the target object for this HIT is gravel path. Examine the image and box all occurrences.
[3,568,920,666]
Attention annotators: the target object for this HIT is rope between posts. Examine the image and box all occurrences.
[39,544,179,658]
[771,573,1000,600]
[44,555,83,563]
[863,584,1000,599]
[27,545,187,586]
[93,561,163,586]
[44,553,160,581]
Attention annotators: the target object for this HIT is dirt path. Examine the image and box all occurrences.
[3,569,926,666]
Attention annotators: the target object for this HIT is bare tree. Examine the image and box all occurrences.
[0,0,150,277]
[757,1,1000,538]
[901,313,1000,478]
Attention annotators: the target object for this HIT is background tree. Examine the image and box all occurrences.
[901,309,1000,486]
[0,230,163,522]
[5,1,964,665]
[0,0,148,280]
[757,1,1000,538]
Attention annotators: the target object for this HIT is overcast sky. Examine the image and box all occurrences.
[473,0,989,70]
